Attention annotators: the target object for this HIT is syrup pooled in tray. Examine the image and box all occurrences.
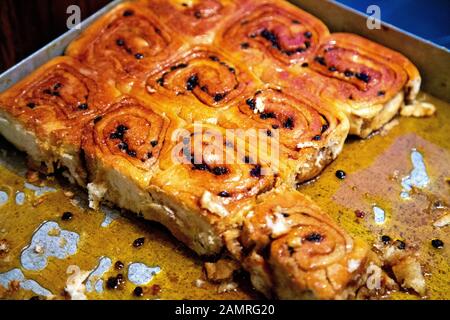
[0,147,258,300]
[299,93,450,300]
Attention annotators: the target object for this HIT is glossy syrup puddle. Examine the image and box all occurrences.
[0,154,257,300]
[0,93,449,299]
[300,93,450,299]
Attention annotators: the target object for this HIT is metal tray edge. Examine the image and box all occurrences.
[292,0,450,102]
[0,0,124,93]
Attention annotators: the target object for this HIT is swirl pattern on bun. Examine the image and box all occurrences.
[216,1,329,74]
[239,187,369,299]
[66,2,183,83]
[146,49,257,110]
[0,56,118,184]
[143,0,239,40]
[220,88,349,182]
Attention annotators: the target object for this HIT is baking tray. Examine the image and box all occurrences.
[0,0,449,300]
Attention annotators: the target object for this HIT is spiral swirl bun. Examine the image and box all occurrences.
[0,57,115,144]
[0,57,119,185]
[311,33,419,103]
[242,190,353,265]
[143,0,239,39]
[234,89,333,150]
[66,3,182,82]
[297,33,422,137]
[83,96,169,174]
[146,49,256,110]
[220,88,348,182]
[274,212,353,272]
[156,123,276,204]
[217,2,329,67]
[241,188,368,299]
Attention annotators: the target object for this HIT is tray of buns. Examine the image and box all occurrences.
[0,0,448,300]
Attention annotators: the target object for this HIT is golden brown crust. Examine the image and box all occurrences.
[308,33,421,137]
[259,31,423,137]
[213,0,423,138]
[216,0,329,72]
[142,0,240,41]
[144,47,260,122]
[0,57,116,145]
[239,187,369,299]
[0,56,119,184]
[219,88,349,183]
[153,123,277,232]
[66,2,185,85]
[82,95,170,187]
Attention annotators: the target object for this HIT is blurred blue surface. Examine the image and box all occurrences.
[336,0,450,49]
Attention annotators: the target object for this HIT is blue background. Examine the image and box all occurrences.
[336,0,450,49]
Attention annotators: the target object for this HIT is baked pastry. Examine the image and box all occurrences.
[215,0,427,137]
[144,47,259,122]
[149,122,277,254]
[216,0,329,74]
[82,95,170,210]
[0,56,119,185]
[82,98,375,296]
[141,46,349,183]
[141,46,348,183]
[66,2,185,86]
[142,0,240,42]
[84,103,277,254]
[219,88,349,183]
[306,33,422,137]
[237,187,370,299]
[82,99,372,297]
[0,0,429,299]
